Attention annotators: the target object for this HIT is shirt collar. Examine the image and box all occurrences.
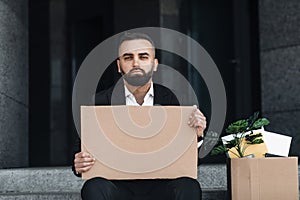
[124,82,154,98]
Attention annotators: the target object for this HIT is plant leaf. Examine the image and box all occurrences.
[225,138,239,149]
[245,133,262,142]
[247,111,259,128]
[252,118,270,129]
[245,133,264,144]
[210,112,270,158]
[226,119,248,134]
[211,145,227,155]
[250,138,264,144]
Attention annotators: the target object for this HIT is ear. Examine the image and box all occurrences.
[153,58,158,72]
[117,59,121,73]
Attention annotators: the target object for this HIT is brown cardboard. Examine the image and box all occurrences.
[227,137,268,158]
[81,106,198,180]
[229,157,299,200]
[222,129,268,158]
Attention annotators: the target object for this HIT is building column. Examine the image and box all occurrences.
[0,0,28,167]
[259,0,300,158]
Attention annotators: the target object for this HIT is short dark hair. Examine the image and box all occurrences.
[118,32,155,49]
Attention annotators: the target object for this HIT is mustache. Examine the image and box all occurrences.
[120,68,146,76]
[129,68,145,73]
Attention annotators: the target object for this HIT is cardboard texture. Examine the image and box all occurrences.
[222,129,268,158]
[81,106,198,180]
[229,157,299,200]
[227,138,268,158]
[222,128,293,158]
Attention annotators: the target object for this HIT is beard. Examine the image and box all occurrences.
[121,67,154,86]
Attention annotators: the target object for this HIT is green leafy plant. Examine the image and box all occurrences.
[211,112,270,158]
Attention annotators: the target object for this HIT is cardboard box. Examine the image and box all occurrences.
[81,106,198,180]
[228,157,299,200]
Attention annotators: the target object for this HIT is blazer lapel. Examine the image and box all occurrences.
[153,84,178,106]
[110,82,126,105]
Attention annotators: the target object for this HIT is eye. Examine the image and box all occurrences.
[123,56,133,61]
[140,55,149,60]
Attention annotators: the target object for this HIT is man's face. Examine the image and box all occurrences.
[117,39,158,86]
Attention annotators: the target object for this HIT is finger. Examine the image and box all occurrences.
[193,114,206,122]
[191,120,206,130]
[191,106,198,117]
[190,113,202,120]
[81,152,93,158]
[75,152,94,159]
[75,161,95,169]
[188,113,201,126]
[74,157,95,164]
[188,117,197,127]
[76,165,93,174]
[192,105,205,115]
[196,127,205,137]
[192,109,204,117]
[188,115,206,127]
[188,117,199,127]
[190,108,204,119]
[75,152,87,158]
[198,121,207,130]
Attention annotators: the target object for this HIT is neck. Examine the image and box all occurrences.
[125,80,151,95]
[124,81,152,105]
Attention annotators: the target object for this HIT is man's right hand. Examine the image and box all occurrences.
[74,152,95,174]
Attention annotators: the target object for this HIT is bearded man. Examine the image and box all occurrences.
[72,32,206,200]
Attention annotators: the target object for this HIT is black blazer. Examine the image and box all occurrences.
[94,82,179,106]
[72,83,179,176]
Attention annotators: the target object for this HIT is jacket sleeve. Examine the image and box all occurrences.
[71,136,82,177]
[71,87,112,177]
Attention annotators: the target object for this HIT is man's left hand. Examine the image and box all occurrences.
[188,105,207,137]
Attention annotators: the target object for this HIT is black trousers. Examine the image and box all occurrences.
[81,177,202,200]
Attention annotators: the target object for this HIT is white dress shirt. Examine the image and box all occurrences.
[124,82,154,106]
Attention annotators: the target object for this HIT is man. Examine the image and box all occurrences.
[73,32,207,200]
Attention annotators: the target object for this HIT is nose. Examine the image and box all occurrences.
[133,56,139,67]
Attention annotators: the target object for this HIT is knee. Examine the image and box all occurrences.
[172,177,202,198]
[177,177,201,190]
[81,177,117,199]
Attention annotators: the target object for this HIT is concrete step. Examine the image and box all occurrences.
[0,165,228,200]
[0,167,82,200]
[0,167,83,193]
[0,191,227,200]
[0,192,80,200]
[1,164,298,199]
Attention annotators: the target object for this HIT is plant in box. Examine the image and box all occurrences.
[211,112,270,158]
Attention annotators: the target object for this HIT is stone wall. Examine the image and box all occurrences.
[0,0,28,168]
[259,0,300,157]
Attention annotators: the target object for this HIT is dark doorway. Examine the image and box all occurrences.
[28,0,260,166]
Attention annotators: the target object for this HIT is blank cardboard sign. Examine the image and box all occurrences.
[81,106,198,180]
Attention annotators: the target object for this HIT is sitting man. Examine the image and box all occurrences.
[72,32,207,200]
